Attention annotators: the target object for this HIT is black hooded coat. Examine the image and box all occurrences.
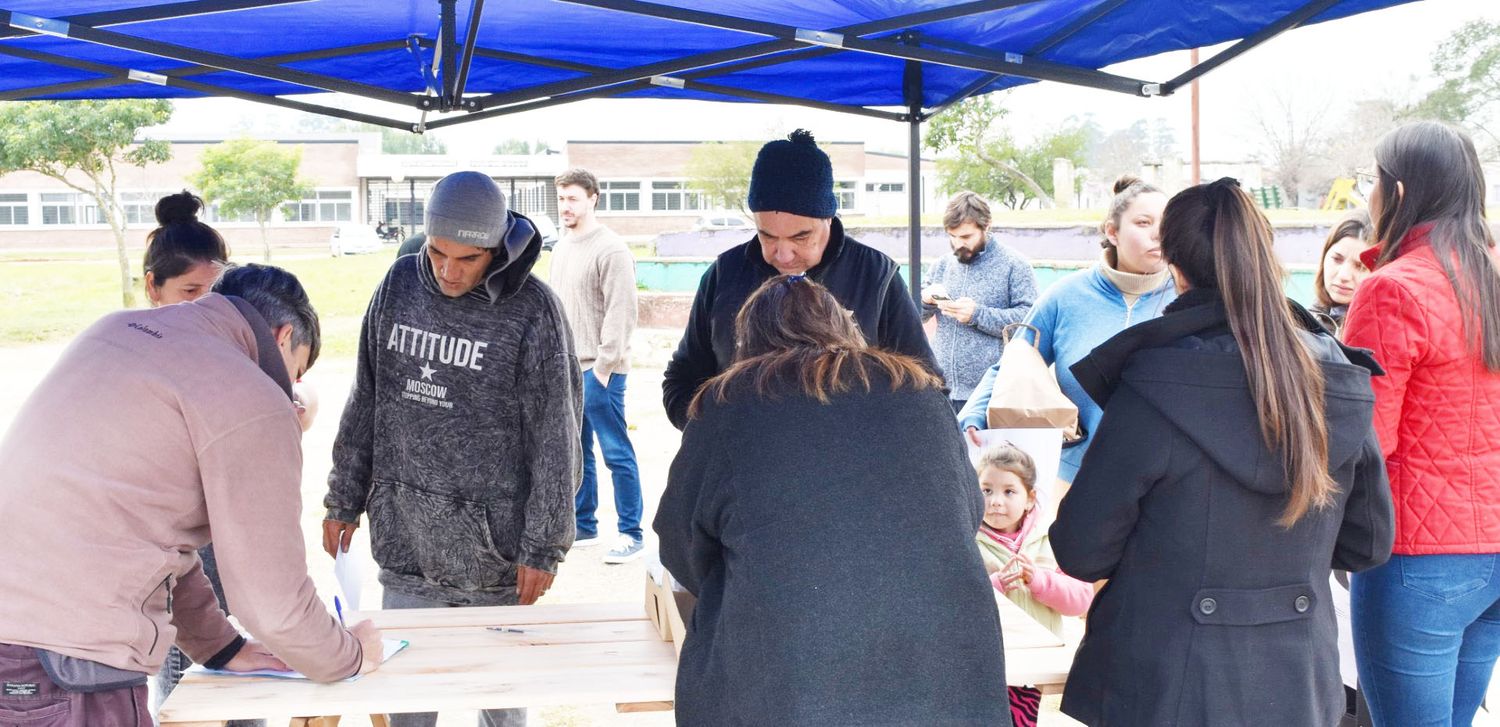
[1050,289,1395,727]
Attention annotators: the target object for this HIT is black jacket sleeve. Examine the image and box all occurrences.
[663,265,721,431]
[653,410,731,595]
[1051,385,1169,581]
[876,267,939,375]
[1332,429,1395,573]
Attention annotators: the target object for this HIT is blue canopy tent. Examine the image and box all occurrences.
[0,0,1417,297]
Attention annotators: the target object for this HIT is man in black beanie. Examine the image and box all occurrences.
[661,129,938,429]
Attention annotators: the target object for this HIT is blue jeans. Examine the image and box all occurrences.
[576,370,642,541]
[1352,553,1500,727]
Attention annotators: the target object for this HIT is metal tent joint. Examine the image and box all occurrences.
[8,13,70,37]
[794,28,844,48]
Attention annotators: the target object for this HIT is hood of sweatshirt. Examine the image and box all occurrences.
[1070,288,1383,495]
[418,210,542,304]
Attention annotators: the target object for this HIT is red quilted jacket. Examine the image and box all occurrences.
[1343,224,1500,554]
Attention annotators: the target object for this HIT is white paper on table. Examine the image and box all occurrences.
[190,638,409,681]
[334,546,363,611]
[968,428,1065,504]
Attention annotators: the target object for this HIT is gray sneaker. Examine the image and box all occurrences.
[603,535,644,564]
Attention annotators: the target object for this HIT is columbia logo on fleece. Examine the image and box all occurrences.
[128,321,163,339]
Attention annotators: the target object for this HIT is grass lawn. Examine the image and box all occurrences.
[0,246,557,355]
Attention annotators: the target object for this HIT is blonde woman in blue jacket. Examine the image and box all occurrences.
[959,175,1176,483]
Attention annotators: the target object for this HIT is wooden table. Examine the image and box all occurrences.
[161,582,1076,725]
[993,591,1078,694]
[157,602,677,727]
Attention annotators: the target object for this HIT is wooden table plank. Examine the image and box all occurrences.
[995,592,1068,650]
[159,603,676,725]
[347,602,647,629]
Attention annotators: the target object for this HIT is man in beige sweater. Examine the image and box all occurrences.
[0,265,382,724]
[551,168,644,564]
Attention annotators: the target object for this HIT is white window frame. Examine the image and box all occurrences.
[835,180,859,212]
[0,192,29,226]
[649,179,708,214]
[597,180,642,215]
[282,187,356,224]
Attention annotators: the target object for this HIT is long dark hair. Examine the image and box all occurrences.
[1161,178,1335,526]
[1313,209,1372,310]
[688,275,942,418]
[144,191,229,283]
[1372,121,1500,371]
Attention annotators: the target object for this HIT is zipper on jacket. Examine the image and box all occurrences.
[141,574,171,656]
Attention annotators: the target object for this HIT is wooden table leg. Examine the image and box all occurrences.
[616,701,674,713]
[370,716,391,727]
[289,718,341,727]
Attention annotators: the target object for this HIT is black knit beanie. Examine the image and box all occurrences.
[747,129,838,219]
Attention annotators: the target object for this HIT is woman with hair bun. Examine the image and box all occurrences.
[959,174,1177,487]
[143,190,229,305]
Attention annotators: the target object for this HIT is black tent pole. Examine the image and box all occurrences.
[903,56,923,307]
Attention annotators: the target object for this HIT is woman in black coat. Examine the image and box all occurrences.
[1050,179,1395,726]
[655,274,1009,727]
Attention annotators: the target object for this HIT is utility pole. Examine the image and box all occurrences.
[1190,48,1201,185]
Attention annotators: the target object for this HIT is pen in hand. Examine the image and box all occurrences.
[335,595,345,626]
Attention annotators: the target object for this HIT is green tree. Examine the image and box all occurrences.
[192,139,310,262]
[925,94,1087,209]
[0,100,173,307]
[492,138,552,155]
[1416,19,1500,147]
[382,129,446,155]
[685,141,758,215]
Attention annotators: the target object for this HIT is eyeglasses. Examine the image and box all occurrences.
[1354,167,1378,186]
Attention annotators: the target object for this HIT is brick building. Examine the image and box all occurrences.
[0,134,937,249]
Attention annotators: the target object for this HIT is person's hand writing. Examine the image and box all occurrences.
[222,640,288,673]
[351,619,385,676]
[322,518,359,558]
[938,297,978,325]
[516,565,554,605]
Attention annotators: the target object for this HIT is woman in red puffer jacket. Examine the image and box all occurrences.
[1344,121,1500,727]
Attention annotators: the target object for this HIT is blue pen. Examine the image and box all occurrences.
[334,595,345,626]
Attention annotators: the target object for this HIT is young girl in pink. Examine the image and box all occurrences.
[975,443,1093,726]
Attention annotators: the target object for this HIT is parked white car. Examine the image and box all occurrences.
[329,224,383,256]
[530,213,560,250]
[693,212,752,231]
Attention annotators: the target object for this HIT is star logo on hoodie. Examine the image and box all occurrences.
[418,363,437,381]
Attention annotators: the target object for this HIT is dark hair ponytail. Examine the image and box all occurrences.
[1160,178,1336,526]
[143,190,229,285]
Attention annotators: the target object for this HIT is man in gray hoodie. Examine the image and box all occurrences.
[323,171,582,727]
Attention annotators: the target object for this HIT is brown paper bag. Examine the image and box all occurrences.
[986,323,1080,440]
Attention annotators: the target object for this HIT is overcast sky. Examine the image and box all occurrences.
[156,0,1497,163]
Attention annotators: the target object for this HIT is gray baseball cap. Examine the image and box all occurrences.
[425,171,510,248]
